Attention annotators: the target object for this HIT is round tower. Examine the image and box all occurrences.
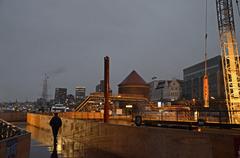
[118,70,149,98]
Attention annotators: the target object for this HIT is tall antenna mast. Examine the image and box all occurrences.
[42,73,49,103]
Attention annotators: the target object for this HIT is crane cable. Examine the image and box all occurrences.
[204,0,208,76]
[237,0,240,18]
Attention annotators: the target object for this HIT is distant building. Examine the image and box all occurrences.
[118,70,149,98]
[75,86,86,102]
[54,88,67,104]
[149,79,183,102]
[95,80,112,93]
[117,70,149,112]
[149,79,159,100]
[96,80,104,92]
[36,98,46,106]
[169,79,183,101]
[183,55,224,100]
[66,94,75,107]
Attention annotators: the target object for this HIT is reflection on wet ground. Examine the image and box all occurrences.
[26,124,62,158]
[15,123,64,158]
[25,124,82,158]
[30,139,52,158]
[15,119,240,158]
[15,120,133,158]
[17,121,128,158]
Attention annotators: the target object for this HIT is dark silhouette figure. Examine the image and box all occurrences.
[50,143,58,158]
[49,113,62,145]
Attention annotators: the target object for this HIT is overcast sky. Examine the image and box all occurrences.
[0,0,239,102]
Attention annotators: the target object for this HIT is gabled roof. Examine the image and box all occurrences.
[119,70,147,86]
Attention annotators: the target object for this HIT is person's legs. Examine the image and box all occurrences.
[52,128,59,145]
[53,135,57,145]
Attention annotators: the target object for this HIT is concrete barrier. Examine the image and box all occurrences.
[27,113,240,158]
[59,112,104,120]
[0,133,31,158]
[0,112,27,122]
[37,112,131,121]
[0,119,31,158]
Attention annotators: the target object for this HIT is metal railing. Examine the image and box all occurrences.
[139,110,240,124]
[0,119,26,141]
[134,110,240,129]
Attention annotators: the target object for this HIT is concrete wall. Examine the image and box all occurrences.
[59,112,132,121]
[27,113,240,158]
[59,112,103,120]
[0,112,27,122]
[0,132,31,158]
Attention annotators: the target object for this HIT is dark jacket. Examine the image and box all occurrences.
[50,116,62,135]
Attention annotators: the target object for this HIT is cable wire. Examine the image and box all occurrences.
[236,0,240,18]
[204,0,208,75]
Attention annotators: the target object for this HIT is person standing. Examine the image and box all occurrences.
[49,113,62,145]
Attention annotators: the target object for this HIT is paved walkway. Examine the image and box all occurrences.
[15,121,134,158]
[15,122,62,158]
[30,139,52,158]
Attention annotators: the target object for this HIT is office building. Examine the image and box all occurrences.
[54,88,67,104]
[183,55,225,100]
[75,86,86,102]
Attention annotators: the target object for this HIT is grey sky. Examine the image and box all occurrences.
[0,0,239,101]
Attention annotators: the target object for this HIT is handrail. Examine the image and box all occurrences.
[0,119,28,141]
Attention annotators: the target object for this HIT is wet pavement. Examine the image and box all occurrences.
[14,120,134,158]
[14,121,240,158]
[15,123,62,158]
[15,121,132,158]
[30,139,52,158]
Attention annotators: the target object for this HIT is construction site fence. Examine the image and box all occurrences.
[140,110,240,124]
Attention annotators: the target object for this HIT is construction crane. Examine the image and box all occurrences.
[216,0,240,123]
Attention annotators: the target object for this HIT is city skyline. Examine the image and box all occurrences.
[0,0,240,101]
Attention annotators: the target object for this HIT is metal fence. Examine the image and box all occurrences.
[140,110,240,124]
[0,119,27,140]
